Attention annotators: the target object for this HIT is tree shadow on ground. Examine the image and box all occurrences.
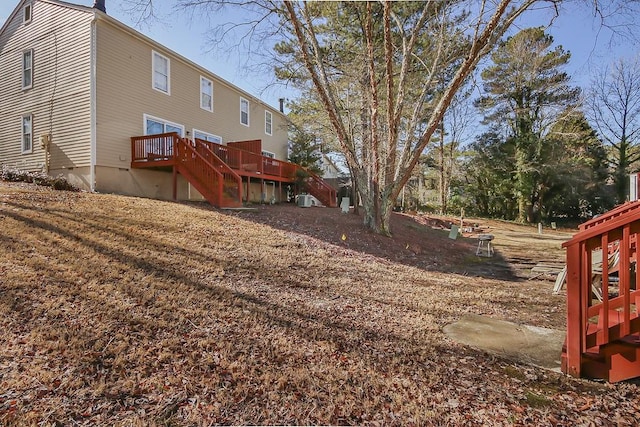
[210,203,521,282]
[0,197,525,424]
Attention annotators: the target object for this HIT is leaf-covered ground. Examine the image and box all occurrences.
[1,181,638,425]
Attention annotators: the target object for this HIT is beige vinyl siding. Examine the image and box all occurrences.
[94,17,288,169]
[0,0,93,172]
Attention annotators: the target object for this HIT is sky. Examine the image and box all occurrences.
[0,0,638,111]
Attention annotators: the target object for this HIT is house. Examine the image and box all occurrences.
[0,0,336,207]
[319,152,351,201]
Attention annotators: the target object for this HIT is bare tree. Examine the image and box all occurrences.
[436,89,474,214]
[587,55,640,203]
[123,0,639,234]
[280,0,560,235]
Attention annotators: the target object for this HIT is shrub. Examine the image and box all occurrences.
[1,166,80,192]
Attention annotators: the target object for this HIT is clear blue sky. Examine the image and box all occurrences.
[1,0,637,108]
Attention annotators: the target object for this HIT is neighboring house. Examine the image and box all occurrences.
[319,152,344,181]
[0,0,336,206]
[319,152,350,199]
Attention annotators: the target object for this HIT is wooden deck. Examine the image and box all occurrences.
[130,133,337,208]
[562,201,640,382]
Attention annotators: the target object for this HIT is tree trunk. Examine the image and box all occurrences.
[358,175,393,236]
[438,120,445,214]
[616,140,629,204]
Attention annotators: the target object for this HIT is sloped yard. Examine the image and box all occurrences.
[0,181,638,425]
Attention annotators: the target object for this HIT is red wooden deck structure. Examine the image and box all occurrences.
[130,133,337,208]
[562,201,640,382]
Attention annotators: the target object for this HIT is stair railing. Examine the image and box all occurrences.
[175,138,242,207]
[194,138,243,204]
[562,201,640,381]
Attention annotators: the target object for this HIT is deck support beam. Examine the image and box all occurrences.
[172,165,177,201]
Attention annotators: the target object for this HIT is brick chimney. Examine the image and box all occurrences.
[93,0,106,13]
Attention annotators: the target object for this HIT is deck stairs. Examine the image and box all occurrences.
[562,201,640,382]
[130,133,337,209]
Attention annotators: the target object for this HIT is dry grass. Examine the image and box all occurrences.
[1,181,638,426]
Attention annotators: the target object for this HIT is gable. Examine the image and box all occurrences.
[0,0,94,172]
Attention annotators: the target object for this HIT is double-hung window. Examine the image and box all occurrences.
[240,97,249,126]
[22,115,33,154]
[152,51,170,94]
[22,49,33,89]
[200,77,213,111]
[265,110,273,136]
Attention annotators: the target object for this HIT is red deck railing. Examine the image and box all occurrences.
[194,138,336,207]
[184,138,243,207]
[131,132,175,163]
[131,133,243,207]
[131,134,337,208]
[562,201,640,382]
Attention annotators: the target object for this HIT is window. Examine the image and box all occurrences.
[22,115,33,154]
[144,115,183,156]
[261,150,275,159]
[22,49,33,89]
[200,76,213,112]
[193,130,222,144]
[240,97,249,126]
[23,3,32,24]
[152,51,170,94]
[144,115,183,136]
[265,110,273,136]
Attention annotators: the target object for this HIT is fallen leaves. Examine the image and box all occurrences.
[0,181,638,425]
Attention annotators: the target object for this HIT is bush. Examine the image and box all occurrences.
[1,166,80,192]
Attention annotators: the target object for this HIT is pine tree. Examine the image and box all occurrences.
[476,27,580,223]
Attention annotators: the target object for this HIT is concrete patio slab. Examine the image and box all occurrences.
[443,314,566,371]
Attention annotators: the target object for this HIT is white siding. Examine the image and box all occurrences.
[0,0,93,173]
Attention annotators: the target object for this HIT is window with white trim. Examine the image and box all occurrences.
[265,110,272,136]
[240,97,249,126]
[23,3,32,24]
[261,150,275,159]
[144,114,183,156]
[144,114,183,136]
[200,76,213,112]
[152,51,170,94]
[22,49,33,89]
[193,129,222,144]
[22,114,33,154]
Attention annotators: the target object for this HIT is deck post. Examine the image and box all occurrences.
[565,242,583,378]
[172,136,178,201]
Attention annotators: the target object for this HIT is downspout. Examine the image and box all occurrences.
[89,15,97,191]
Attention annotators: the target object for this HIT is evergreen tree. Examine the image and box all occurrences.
[273,1,548,234]
[461,130,518,219]
[287,124,322,175]
[541,112,614,220]
[476,27,580,223]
